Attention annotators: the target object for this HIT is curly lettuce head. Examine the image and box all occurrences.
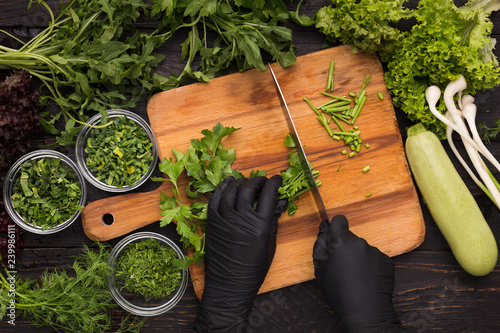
[385,0,500,138]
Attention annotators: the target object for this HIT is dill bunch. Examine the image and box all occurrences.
[0,243,144,333]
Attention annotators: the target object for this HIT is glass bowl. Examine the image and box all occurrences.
[75,109,158,192]
[106,232,188,316]
[3,150,87,234]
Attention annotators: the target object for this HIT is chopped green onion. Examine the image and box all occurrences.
[362,166,371,173]
[326,60,335,92]
[323,105,351,113]
[321,92,350,102]
[351,95,367,124]
[332,131,361,137]
[365,192,372,197]
[318,113,334,137]
[377,92,384,100]
[348,152,355,158]
[304,97,320,116]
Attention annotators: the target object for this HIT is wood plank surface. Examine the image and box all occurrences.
[81,45,425,299]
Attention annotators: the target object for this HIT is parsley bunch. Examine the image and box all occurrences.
[0,70,42,171]
[153,124,319,266]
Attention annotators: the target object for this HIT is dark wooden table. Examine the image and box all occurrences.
[1,1,500,332]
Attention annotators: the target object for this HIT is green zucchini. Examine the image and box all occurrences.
[405,123,498,276]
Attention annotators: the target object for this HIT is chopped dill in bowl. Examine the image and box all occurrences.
[114,238,183,301]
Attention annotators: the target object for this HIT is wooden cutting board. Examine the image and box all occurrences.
[81,45,425,299]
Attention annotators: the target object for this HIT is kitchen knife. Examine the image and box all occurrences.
[268,64,330,223]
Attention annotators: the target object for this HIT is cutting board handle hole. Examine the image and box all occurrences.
[101,213,115,226]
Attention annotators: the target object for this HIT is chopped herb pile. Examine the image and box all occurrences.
[11,157,84,230]
[153,123,320,266]
[279,135,321,215]
[85,116,153,188]
[0,243,145,333]
[115,238,182,301]
[304,71,373,158]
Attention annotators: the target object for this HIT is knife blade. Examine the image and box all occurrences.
[268,64,330,223]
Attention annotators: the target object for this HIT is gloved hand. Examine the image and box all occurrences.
[313,215,404,333]
[194,175,285,332]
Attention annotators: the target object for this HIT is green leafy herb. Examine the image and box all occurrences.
[11,157,84,230]
[152,0,302,83]
[278,149,321,215]
[479,118,500,144]
[85,116,153,188]
[0,70,42,172]
[114,238,182,301]
[152,123,242,266]
[153,124,320,266]
[0,243,145,333]
[314,0,412,62]
[0,0,172,146]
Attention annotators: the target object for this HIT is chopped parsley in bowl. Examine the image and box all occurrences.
[106,232,188,316]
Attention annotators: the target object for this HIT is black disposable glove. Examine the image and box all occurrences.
[194,175,285,332]
[313,215,404,333]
